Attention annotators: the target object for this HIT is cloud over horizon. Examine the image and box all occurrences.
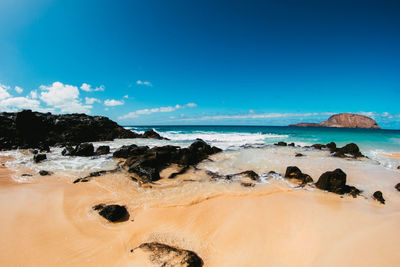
[119,103,197,120]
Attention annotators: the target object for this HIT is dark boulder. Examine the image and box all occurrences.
[73,143,94,156]
[132,242,203,267]
[284,166,313,184]
[274,142,287,146]
[33,153,47,163]
[395,183,400,192]
[295,153,304,157]
[98,204,128,222]
[315,169,346,193]
[95,145,110,155]
[39,170,51,176]
[142,129,169,140]
[288,143,295,147]
[333,143,363,158]
[62,145,75,156]
[241,182,255,187]
[326,142,337,152]
[397,166,400,170]
[373,191,385,204]
[113,144,149,158]
[315,169,361,196]
[312,144,325,150]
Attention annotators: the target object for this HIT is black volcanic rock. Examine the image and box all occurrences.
[113,144,149,159]
[39,170,51,176]
[373,191,385,204]
[274,142,287,146]
[142,129,169,140]
[33,153,47,163]
[98,204,128,222]
[315,169,361,196]
[227,170,259,181]
[326,142,337,152]
[123,140,221,183]
[284,166,313,184]
[0,110,168,151]
[0,110,139,150]
[73,143,94,156]
[332,143,363,158]
[95,145,110,155]
[132,242,203,267]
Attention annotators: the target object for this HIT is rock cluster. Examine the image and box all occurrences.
[115,140,222,183]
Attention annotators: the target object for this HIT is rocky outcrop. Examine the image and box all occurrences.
[131,242,203,267]
[315,169,361,196]
[373,191,385,204]
[95,145,110,155]
[95,204,128,222]
[33,153,47,163]
[290,113,380,129]
[121,140,222,183]
[284,166,313,184]
[0,110,168,151]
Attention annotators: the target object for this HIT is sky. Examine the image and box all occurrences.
[0,0,399,128]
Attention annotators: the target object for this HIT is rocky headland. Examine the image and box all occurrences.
[0,110,166,151]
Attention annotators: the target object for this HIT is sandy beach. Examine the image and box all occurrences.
[1,149,400,267]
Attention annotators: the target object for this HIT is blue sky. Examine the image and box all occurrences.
[0,0,399,128]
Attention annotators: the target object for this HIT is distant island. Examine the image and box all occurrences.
[290,113,380,129]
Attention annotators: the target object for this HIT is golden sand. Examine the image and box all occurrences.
[1,154,400,266]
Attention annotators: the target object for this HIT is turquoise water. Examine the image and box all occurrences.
[128,126,400,153]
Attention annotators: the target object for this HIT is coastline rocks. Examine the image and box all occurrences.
[290,113,380,129]
[33,153,47,163]
[96,204,128,222]
[74,143,94,156]
[373,191,385,204]
[0,110,169,151]
[95,145,110,155]
[113,144,149,159]
[315,169,361,196]
[274,142,287,146]
[395,183,400,192]
[284,166,313,184]
[131,242,203,267]
[326,142,337,152]
[62,143,94,157]
[123,140,221,183]
[332,143,363,158]
[295,153,304,157]
[142,129,169,140]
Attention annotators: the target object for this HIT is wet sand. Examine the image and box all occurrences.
[1,153,400,267]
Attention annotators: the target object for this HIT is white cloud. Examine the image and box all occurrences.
[169,112,336,122]
[85,97,101,104]
[123,95,129,99]
[0,97,42,112]
[104,99,124,106]
[0,84,11,99]
[136,80,152,86]
[30,90,38,99]
[40,82,92,113]
[119,102,197,120]
[80,83,105,92]
[15,86,23,94]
